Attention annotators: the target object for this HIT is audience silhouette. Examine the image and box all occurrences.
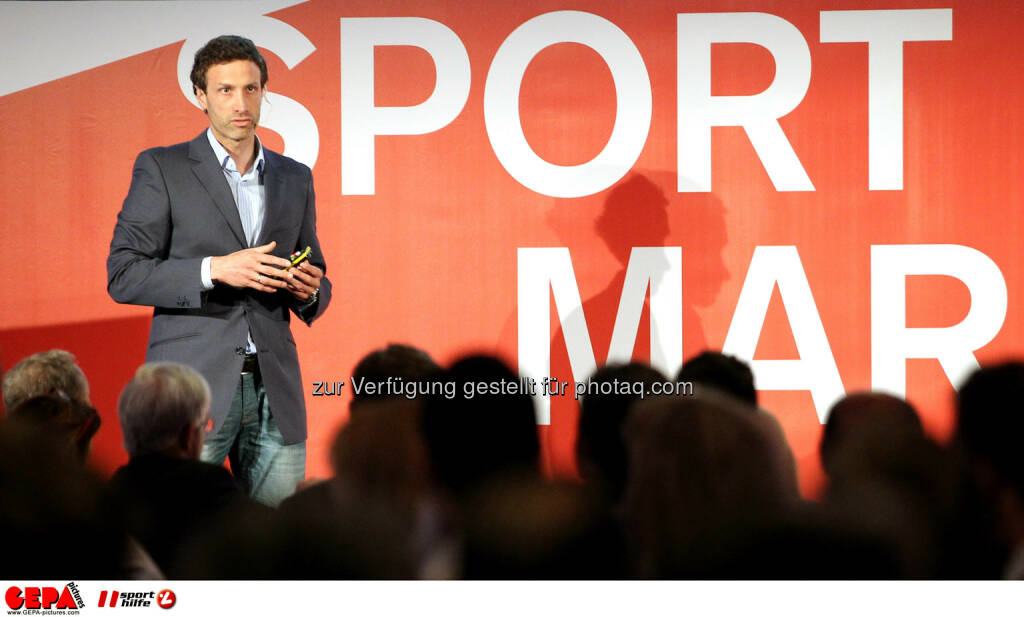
[3,345,1023,579]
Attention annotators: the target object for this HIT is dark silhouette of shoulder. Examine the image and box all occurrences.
[108,453,255,575]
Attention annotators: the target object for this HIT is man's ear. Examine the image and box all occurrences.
[179,422,202,459]
[195,86,208,114]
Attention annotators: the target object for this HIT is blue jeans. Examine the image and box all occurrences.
[200,370,306,507]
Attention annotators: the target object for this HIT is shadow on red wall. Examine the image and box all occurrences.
[0,315,151,477]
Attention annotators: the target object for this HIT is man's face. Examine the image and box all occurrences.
[196,59,264,147]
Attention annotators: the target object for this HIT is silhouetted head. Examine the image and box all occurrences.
[421,355,539,498]
[677,351,757,408]
[621,391,797,577]
[329,398,428,520]
[8,394,100,462]
[576,362,666,502]
[350,343,441,414]
[820,392,924,479]
[957,362,1024,499]
[821,393,957,578]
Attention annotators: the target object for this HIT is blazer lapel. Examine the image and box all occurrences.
[257,152,285,248]
[188,133,247,248]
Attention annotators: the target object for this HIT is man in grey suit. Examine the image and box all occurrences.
[108,35,331,506]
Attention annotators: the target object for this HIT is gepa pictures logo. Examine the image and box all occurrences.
[5,583,82,611]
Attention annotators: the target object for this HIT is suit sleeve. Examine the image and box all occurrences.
[107,150,205,309]
[292,168,331,325]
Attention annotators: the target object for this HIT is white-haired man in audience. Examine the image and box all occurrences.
[2,349,90,412]
[110,362,254,576]
[118,362,210,460]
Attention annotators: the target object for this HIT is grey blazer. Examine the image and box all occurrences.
[107,131,331,444]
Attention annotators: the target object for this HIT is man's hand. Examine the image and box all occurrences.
[210,241,291,292]
[285,261,323,302]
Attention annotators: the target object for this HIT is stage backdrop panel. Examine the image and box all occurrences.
[1,0,1018,494]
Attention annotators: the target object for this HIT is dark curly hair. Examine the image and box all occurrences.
[190,35,268,95]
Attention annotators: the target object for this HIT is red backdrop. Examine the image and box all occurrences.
[1,0,1016,496]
